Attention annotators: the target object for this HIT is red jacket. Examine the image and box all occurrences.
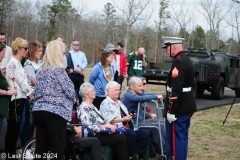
[114,51,127,76]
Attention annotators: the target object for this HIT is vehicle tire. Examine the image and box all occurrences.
[211,77,224,100]
[197,84,205,95]
[234,88,240,97]
[21,138,36,160]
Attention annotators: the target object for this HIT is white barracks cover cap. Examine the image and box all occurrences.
[162,37,185,48]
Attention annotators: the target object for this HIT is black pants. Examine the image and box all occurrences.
[69,74,84,104]
[33,111,67,160]
[95,133,129,160]
[70,137,107,160]
[20,99,35,147]
[5,98,25,160]
[92,96,106,110]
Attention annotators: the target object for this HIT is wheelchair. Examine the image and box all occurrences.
[21,127,84,160]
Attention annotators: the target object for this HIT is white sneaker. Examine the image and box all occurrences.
[18,149,22,154]
[24,148,35,160]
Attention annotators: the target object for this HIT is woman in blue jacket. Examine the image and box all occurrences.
[89,49,115,109]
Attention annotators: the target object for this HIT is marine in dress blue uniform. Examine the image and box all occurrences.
[162,37,197,160]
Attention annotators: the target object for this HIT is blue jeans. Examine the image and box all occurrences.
[123,128,150,157]
[20,99,35,147]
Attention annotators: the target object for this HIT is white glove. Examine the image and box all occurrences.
[167,113,177,123]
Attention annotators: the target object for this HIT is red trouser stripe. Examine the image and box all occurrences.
[172,122,176,160]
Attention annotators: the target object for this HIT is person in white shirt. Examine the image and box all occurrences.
[5,37,34,158]
[0,32,13,73]
[67,40,88,104]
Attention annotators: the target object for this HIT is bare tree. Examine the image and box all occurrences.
[1,0,237,64]
[112,0,152,53]
[226,1,240,45]
[169,0,189,39]
[35,1,48,41]
[6,0,22,42]
[195,0,232,49]
[0,0,15,31]
[67,0,87,40]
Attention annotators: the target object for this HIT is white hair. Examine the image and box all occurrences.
[128,76,142,90]
[105,81,120,95]
[79,82,94,101]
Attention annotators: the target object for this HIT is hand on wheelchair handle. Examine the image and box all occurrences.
[167,113,177,123]
[157,95,163,101]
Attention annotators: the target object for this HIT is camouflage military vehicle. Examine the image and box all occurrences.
[143,48,240,100]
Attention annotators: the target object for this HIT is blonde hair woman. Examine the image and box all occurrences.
[5,37,34,157]
[32,40,76,159]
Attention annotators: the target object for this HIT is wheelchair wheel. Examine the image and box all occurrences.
[21,138,36,160]
[21,137,83,160]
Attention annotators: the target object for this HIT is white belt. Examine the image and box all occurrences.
[167,86,191,92]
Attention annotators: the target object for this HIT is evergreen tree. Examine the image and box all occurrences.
[44,0,72,41]
[156,0,170,60]
[102,3,116,43]
[192,25,205,48]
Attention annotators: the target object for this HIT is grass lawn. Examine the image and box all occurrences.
[188,105,240,160]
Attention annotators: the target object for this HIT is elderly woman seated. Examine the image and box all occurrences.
[122,76,167,155]
[77,82,129,160]
[99,81,150,160]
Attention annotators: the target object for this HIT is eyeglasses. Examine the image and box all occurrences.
[72,44,80,46]
[19,47,28,51]
[143,83,147,85]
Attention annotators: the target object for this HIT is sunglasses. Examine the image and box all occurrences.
[72,44,80,46]
[22,47,29,51]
